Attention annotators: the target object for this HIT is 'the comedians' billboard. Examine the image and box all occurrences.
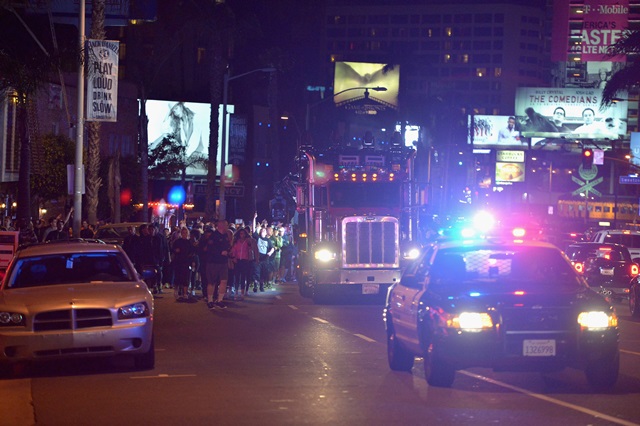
[333,62,399,111]
[514,87,628,139]
[145,100,232,176]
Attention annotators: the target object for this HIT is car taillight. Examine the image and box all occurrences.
[631,264,639,276]
[573,262,584,273]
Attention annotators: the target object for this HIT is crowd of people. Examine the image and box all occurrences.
[3,211,298,310]
[121,216,297,310]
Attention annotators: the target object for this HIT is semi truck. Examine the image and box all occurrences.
[295,142,422,303]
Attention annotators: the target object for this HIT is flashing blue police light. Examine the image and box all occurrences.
[168,185,186,205]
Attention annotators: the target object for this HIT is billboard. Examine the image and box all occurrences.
[551,0,629,62]
[495,150,525,184]
[471,115,528,148]
[514,87,628,140]
[333,62,399,110]
[145,100,233,176]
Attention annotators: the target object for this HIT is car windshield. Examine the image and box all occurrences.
[566,245,630,262]
[96,227,127,239]
[429,246,583,293]
[602,234,640,248]
[5,252,135,288]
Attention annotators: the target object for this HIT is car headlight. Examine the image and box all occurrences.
[118,302,149,319]
[577,311,617,330]
[446,312,493,331]
[0,311,25,326]
[314,249,337,262]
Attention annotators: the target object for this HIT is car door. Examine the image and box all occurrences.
[390,247,433,351]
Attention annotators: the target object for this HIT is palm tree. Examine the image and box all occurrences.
[86,0,106,226]
[602,30,640,106]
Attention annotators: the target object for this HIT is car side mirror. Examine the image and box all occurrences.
[401,274,423,289]
[140,266,156,280]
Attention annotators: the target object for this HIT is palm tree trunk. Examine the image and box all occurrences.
[206,37,225,220]
[16,92,31,223]
[86,0,106,225]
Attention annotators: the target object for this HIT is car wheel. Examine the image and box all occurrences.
[630,288,640,318]
[386,327,414,372]
[585,351,619,391]
[134,336,155,370]
[299,277,313,298]
[424,344,455,387]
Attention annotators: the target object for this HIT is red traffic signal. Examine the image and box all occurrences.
[582,148,594,168]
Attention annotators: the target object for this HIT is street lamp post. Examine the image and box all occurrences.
[219,67,275,220]
[305,86,387,132]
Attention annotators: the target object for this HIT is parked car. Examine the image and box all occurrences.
[0,240,155,374]
[95,222,146,246]
[565,242,639,301]
[384,238,620,390]
[590,229,640,260]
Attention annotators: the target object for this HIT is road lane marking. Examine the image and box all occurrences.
[459,370,640,426]
[131,374,197,379]
[621,349,640,356]
[288,305,299,310]
[312,317,330,324]
[353,333,376,343]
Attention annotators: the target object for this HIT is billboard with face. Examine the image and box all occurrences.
[514,88,628,139]
[145,100,232,176]
[471,115,528,148]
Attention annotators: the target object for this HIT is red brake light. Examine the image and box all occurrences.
[574,262,584,273]
[631,264,639,276]
[514,290,525,295]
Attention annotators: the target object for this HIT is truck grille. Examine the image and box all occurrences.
[33,309,113,331]
[343,217,399,267]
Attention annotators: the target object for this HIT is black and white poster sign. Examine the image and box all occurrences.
[86,39,119,122]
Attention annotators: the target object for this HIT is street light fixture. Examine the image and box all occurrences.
[305,86,387,132]
[219,66,276,220]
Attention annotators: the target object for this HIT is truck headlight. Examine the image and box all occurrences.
[403,247,421,260]
[314,249,337,262]
[577,311,617,330]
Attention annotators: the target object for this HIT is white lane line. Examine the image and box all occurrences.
[459,370,640,426]
[288,305,299,310]
[131,374,197,379]
[353,333,376,343]
[621,349,640,356]
[312,317,330,324]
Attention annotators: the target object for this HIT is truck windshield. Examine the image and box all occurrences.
[329,182,401,208]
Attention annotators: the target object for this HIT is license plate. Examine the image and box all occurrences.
[362,284,379,294]
[600,268,614,276]
[523,339,556,356]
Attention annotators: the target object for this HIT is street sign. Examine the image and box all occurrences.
[195,183,245,198]
[572,176,603,197]
[620,176,640,185]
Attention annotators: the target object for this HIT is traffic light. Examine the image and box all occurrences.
[582,148,594,168]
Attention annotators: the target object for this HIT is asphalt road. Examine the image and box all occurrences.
[2,282,640,426]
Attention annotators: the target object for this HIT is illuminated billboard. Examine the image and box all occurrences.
[514,88,628,139]
[552,0,629,62]
[145,100,232,176]
[333,62,399,111]
[471,115,528,148]
[495,150,525,184]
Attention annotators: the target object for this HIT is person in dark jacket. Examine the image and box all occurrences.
[171,227,194,300]
[202,220,231,309]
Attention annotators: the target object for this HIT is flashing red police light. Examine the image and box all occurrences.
[582,148,594,168]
